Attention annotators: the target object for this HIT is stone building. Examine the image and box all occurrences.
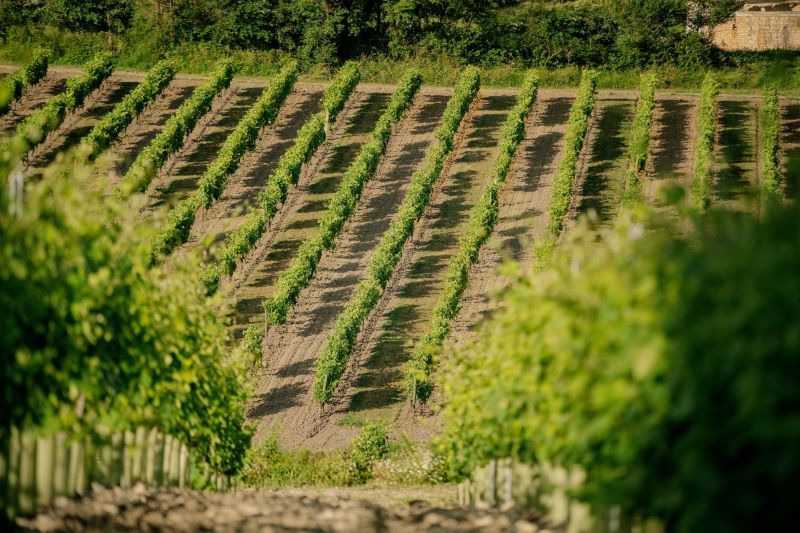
[710,2,800,50]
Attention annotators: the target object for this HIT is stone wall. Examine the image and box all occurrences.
[711,3,800,50]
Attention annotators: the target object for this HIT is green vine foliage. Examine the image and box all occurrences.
[263,70,422,325]
[82,60,176,158]
[546,69,597,238]
[622,72,658,206]
[691,73,719,210]
[147,61,299,264]
[0,160,251,476]
[406,70,539,402]
[441,205,800,531]
[313,66,481,405]
[0,48,50,116]
[199,63,361,295]
[1,52,114,169]
[760,86,781,196]
[118,60,236,198]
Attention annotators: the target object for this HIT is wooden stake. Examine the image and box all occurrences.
[168,438,181,487]
[35,435,54,507]
[132,427,147,485]
[53,432,68,498]
[5,427,20,520]
[18,431,36,516]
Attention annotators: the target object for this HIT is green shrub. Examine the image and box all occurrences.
[240,421,389,488]
[313,67,481,404]
[118,60,236,198]
[546,69,597,237]
[1,52,113,167]
[82,59,176,158]
[760,86,781,195]
[200,62,360,295]
[147,61,299,263]
[264,70,422,324]
[442,204,800,532]
[0,158,251,476]
[622,72,658,206]
[691,73,719,210]
[405,70,539,402]
[0,48,49,116]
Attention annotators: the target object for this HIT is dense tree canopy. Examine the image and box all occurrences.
[0,1,745,67]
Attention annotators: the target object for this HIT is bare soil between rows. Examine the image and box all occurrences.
[250,92,450,449]
[179,86,325,264]
[224,88,393,340]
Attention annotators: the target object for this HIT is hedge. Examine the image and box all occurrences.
[313,66,481,405]
[405,70,539,403]
[691,73,719,210]
[2,53,114,162]
[118,60,236,198]
[760,86,781,195]
[622,72,658,206]
[263,70,422,325]
[199,62,361,294]
[147,62,299,264]
[82,60,176,159]
[546,70,597,238]
[0,48,50,117]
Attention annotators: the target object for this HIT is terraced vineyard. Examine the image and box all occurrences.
[3,61,798,454]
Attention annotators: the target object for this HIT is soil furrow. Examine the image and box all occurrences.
[293,93,515,450]
[448,94,573,346]
[138,83,263,217]
[178,86,325,262]
[0,72,67,135]
[780,98,800,200]
[249,91,451,447]
[712,98,760,211]
[644,96,699,207]
[24,78,139,174]
[97,80,199,192]
[570,95,635,226]
[224,89,393,340]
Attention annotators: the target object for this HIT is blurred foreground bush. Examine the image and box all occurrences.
[442,204,800,532]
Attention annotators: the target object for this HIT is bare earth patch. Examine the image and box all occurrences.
[0,72,67,135]
[18,485,553,532]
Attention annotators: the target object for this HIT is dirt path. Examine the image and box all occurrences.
[19,485,551,532]
[0,72,67,135]
[570,94,635,226]
[224,89,393,340]
[137,83,264,218]
[249,91,451,448]
[24,79,139,176]
[448,93,573,347]
[176,85,326,263]
[94,80,199,192]
[712,98,760,211]
[644,96,699,207]
[780,98,800,200]
[287,93,516,449]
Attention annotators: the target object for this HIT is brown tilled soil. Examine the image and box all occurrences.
[250,91,451,449]
[137,83,265,218]
[780,98,800,199]
[569,93,635,226]
[176,85,326,264]
[448,93,573,347]
[644,96,699,207]
[18,485,552,532]
[24,78,139,176]
[297,92,516,448]
[224,89,392,339]
[0,72,67,135]
[95,80,200,192]
[712,98,760,211]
